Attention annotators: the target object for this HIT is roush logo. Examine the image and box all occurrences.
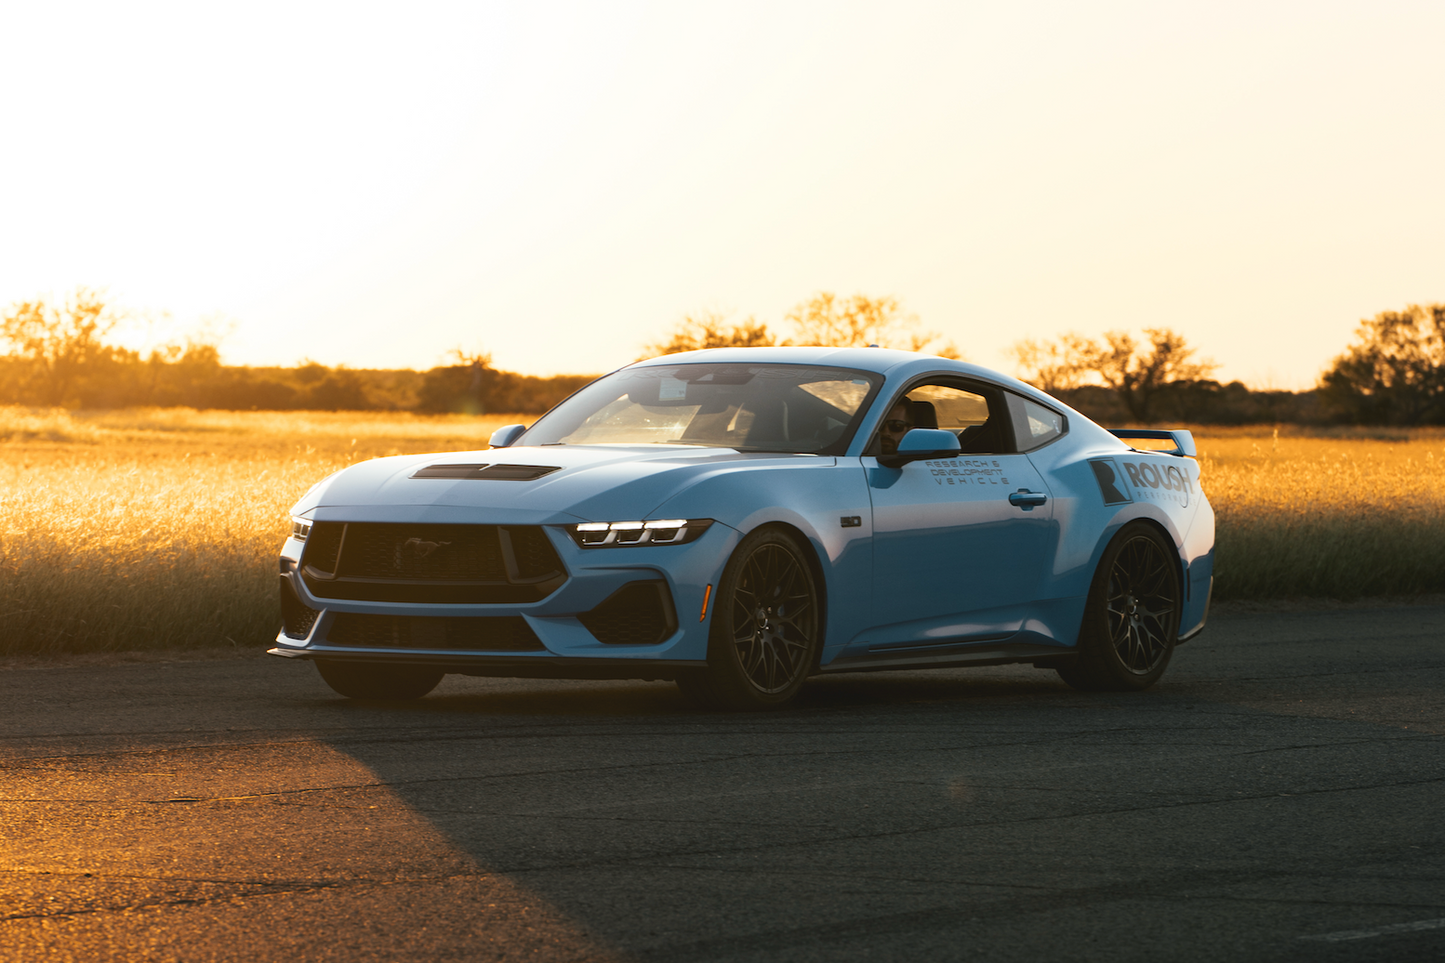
[1089,459,1132,505]
[1123,461,1193,498]
[1090,457,1193,508]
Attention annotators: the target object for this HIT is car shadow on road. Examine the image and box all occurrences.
[273,625,1445,963]
[288,664,1086,720]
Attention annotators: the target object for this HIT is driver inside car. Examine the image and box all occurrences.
[879,399,915,455]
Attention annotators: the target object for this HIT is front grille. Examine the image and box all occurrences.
[301,523,567,603]
[327,613,545,651]
[579,580,678,646]
[507,526,561,580]
[279,577,321,639]
[339,524,507,581]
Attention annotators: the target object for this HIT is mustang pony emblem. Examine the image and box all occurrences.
[399,538,451,563]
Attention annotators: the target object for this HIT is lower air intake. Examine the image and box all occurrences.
[579,580,678,646]
[280,577,321,640]
[327,614,546,652]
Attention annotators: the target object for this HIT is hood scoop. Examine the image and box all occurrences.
[411,463,562,481]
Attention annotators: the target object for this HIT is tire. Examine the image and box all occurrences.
[315,660,445,700]
[1058,521,1180,692]
[677,527,822,711]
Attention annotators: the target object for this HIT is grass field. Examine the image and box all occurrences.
[1195,426,1445,600]
[0,408,522,657]
[2,407,1442,656]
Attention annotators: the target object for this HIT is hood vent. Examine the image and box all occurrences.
[412,463,561,480]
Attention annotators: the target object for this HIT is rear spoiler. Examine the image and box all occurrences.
[1108,429,1197,458]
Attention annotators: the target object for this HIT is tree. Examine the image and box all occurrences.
[1008,328,1217,421]
[0,288,124,406]
[1319,303,1445,425]
[140,340,223,406]
[1085,329,1218,422]
[644,310,781,357]
[785,293,960,357]
[304,367,372,410]
[1006,334,1095,393]
[416,349,494,414]
[643,293,961,360]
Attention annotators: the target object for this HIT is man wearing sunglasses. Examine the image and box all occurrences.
[879,399,915,455]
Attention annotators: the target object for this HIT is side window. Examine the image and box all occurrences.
[1006,393,1067,451]
[909,384,990,433]
[871,382,1013,455]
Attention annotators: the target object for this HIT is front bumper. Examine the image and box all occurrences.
[269,519,738,672]
[266,644,701,681]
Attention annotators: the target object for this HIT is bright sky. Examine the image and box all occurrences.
[2,1,1441,389]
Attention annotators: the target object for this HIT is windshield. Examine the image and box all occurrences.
[520,363,883,454]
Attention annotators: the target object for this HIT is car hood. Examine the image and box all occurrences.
[292,444,826,525]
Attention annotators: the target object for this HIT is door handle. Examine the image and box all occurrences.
[1008,489,1048,511]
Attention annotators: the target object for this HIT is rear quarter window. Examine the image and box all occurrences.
[1006,393,1067,451]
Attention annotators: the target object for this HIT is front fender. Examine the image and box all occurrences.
[650,457,874,661]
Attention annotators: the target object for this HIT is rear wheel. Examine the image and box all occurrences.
[315,660,444,700]
[676,528,822,711]
[1058,522,1180,692]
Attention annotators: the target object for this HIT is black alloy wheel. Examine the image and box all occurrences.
[1057,521,1180,692]
[677,527,822,710]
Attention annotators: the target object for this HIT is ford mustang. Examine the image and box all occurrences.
[270,347,1214,709]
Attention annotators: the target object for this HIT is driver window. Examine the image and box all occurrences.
[872,383,1012,455]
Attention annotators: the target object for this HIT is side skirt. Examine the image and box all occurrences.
[820,641,1074,674]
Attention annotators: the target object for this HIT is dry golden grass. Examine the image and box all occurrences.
[1195,426,1445,600]
[0,405,522,450]
[1,409,1441,656]
[0,407,527,655]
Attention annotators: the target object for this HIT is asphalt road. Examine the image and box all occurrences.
[2,605,1443,963]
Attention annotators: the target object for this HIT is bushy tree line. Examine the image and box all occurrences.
[1046,382,1324,427]
[1008,328,1218,421]
[1318,303,1445,425]
[6,288,1441,424]
[1006,305,1445,425]
[410,352,594,415]
[1004,327,1320,424]
[0,291,596,414]
[646,293,961,358]
[653,293,1445,426]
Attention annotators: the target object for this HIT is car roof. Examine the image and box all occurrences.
[631,345,928,374]
[628,346,1062,406]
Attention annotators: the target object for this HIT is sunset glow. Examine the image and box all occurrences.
[2,1,1441,387]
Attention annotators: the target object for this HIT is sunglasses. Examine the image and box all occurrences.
[885,419,914,432]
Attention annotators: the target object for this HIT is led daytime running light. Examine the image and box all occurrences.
[569,518,713,548]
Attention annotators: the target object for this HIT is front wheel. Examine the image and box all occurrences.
[1058,522,1180,692]
[677,527,822,711]
[315,660,445,700]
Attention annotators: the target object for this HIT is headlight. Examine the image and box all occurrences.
[567,519,713,548]
[290,517,312,541]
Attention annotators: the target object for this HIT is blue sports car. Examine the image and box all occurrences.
[270,347,1214,709]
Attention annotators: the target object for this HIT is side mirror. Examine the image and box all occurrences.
[489,424,527,449]
[878,428,961,469]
